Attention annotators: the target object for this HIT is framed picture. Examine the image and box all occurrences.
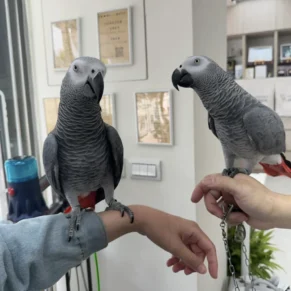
[248,46,273,63]
[280,43,291,61]
[100,93,116,128]
[51,18,81,71]
[134,90,174,146]
[43,98,60,133]
[97,7,133,66]
[43,95,117,133]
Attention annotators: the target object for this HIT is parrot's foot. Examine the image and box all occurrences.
[222,167,250,178]
[66,206,84,242]
[105,199,134,223]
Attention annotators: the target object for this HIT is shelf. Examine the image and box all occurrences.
[278,61,291,66]
[227,29,291,78]
[247,61,273,66]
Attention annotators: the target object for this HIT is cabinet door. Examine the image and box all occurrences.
[276,0,291,30]
[243,0,276,34]
[227,4,245,36]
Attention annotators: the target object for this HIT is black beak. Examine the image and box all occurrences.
[171,69,194,91]
[87,72,104,101]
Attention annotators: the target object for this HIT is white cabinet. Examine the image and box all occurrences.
[276,0,291,30]
[227,4,245,36]
[243,0,276,34]
[227,0,291,36]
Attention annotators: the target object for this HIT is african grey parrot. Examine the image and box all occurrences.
[171,55,291,178]
[43,56,134,241]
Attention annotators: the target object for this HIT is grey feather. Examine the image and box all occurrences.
[105,123,123,188]
[243,106,286,155]
[43,133,65,200]
[208,113,218,138]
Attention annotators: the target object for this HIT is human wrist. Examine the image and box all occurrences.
[128,205,152,236]
[271,192,291,229]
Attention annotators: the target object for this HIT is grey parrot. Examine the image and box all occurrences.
[171,55,291,179]
[43,56,134,241]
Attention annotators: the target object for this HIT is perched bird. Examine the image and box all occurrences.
[43,57,134,241]
[172,55,291,178]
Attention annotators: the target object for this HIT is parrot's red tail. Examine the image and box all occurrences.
[260,153,291,178]
[64,191,97,214]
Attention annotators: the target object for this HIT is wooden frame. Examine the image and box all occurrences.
[100,93,117,128]
[43,94,117,134]
[97,7,133,67]
[248,46,273,63]
[43,97,60,134]
[134,90,174,146]
[280,43,291,61]
[51,18,81,71]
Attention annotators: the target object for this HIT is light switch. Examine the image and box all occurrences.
[132,164,140,176]
[129,158,162,181]
[140,164,148,176]
[147,165,156,177]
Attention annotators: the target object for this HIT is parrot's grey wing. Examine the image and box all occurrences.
[208,113,218,138]
[243,106,286,155]
[43,133,65,199]
[105,124,124,188]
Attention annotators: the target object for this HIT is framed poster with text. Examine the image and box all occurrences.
[97,7,132,66]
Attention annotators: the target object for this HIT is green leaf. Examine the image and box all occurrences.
[227,227,284,279]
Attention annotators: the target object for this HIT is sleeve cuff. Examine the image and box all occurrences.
[78,211,108,259]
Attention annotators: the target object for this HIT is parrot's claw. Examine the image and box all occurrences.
[66,206,84,242]
[105,199,134,223]
[222,167,250,178]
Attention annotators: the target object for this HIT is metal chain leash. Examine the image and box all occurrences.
[220,203,256,291]
[220,204,240,291]
[241,241,256,291]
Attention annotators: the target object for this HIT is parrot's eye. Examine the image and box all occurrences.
[194,59,200,64]
[73,65,78,72]
[91,69,95,74]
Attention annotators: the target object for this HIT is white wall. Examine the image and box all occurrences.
[26,0,227,290]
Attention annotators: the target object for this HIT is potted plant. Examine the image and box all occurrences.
[227,227,283,279]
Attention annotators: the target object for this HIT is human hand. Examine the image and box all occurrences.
[191,173,278,230]
[134,205,218,278]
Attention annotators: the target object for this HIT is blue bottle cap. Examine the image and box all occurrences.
[4,156,39,183]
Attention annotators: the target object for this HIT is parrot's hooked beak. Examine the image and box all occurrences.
[85,72,104,101]
[171,69,194,91]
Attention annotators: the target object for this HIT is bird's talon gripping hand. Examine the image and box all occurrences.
[106,199,134,223]
[222,167,250,178]
[67,206,84,241]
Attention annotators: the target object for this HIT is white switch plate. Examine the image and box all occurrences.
[129,158,162,181]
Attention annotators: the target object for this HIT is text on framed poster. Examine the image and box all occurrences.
[97,7,132,66]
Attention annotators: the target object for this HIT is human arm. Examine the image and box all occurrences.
[0,205,218,291]
[100,205,218,278]
[191,173,291,230]
[0,211,107,291]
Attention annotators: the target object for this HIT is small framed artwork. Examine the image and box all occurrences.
[134,90,174,146]
[100,93,117,128]
[97,7,133,66]
[280,44,291,61]
[51,18,81,71]
[43,98,60,133]
[248,46,273,63]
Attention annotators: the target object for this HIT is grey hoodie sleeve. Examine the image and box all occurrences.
[0,212,108,291]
